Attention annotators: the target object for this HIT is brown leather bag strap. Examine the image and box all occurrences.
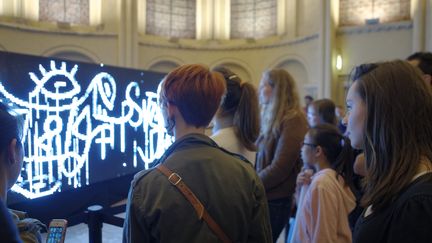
[156,164,233,243]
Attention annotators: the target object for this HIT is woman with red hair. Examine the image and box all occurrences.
[123,64,272,243]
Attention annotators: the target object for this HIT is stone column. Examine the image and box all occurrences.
[118,0,138,68]
[214,0,230,40]
[426,0,432,51]
[411,0,426,52]
[197,0,214,40]
[319,0,339,99]
[284,0,297,39]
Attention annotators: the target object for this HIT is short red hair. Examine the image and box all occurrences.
[160,64,226,127]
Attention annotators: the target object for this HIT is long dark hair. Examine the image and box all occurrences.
[213,66,260,151]
[310,98,337,125]
[350,60,432,211]
[308,124,353,186]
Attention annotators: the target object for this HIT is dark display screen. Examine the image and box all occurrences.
[0,51,171,200]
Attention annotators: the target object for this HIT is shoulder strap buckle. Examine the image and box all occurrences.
[156,164,233,243]
[168,173,182,185]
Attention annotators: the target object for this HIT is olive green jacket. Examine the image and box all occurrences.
[123,133,272,243]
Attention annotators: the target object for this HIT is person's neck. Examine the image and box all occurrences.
[213,115,234,132]
[174,118,206,140]
[314,158,331,172]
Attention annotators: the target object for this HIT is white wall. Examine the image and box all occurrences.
[138,34,321,92]
[0,25,118,65]
[337,22,413,75]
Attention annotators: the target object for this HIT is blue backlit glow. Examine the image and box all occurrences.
[0,60,171,199]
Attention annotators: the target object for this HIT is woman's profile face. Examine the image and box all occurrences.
[259,77,273,105]
[344,82,366,149]
[301,133,316,167]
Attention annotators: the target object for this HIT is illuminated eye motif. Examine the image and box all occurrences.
[29,61,81,100]
[1,58,172,200]
[90,72,116,111]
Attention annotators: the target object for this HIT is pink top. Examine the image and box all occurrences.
[291,168,356,243]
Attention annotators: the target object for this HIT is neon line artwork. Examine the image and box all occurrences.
[0,61,171,199]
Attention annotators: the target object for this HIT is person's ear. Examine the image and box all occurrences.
[315,145,323,158]
[166,102,176,119]
[7,139,18,165]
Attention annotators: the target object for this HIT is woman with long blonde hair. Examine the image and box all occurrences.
[256,68,308,242]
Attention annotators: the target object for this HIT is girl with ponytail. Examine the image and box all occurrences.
[291,124,356,243]
[211,66,260,165]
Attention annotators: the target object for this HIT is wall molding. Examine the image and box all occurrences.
[0,17,116,37]
[337,21,413,36]
[268,54,310,78]
[144,56,185,70]
[138,33,319,51]
[41,45,102,63]
[209,58,254,80]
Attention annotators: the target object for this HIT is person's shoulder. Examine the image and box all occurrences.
[281,111,308,130]
[397,174,432,205]
[313,169,335,180]
[9,210,46,243]
[131,167,159,189]
[310,169,340,190]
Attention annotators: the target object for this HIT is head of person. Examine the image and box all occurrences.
[335,105,345,120]
[158,64,226,139]
[307,98,337,127]
[407,52,432,85]
[212,66,260,151]
[301,124,353,185]
[344,60,432,211]
[259,68,301,136]
[0,102,24,197]
[304,95,313,107]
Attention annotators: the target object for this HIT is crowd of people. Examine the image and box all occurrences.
[1,52,432,243]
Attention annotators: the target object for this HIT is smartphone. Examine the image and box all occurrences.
[46,219,67,243]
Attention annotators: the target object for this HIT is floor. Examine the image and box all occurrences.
[41,213,289,243]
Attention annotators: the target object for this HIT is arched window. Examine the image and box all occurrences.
[340,0,411,26]
[230,0,277,39]
[39,0,89,25]
[146,0,196,39]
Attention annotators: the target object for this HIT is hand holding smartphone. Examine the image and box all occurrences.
[46,219,67,243]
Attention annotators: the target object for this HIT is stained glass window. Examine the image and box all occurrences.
[146,0,196,39]
[231,0,277,39]
[340,0,410,26]
[39,0,89,25]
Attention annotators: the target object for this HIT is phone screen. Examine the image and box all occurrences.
[47,226,65,243]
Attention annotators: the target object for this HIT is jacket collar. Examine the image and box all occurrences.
[157,133,218,164]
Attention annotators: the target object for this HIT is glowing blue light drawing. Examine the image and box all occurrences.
[0,61,171,199]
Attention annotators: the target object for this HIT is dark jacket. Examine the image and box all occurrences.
[123,133,272,243]
[0,199,21,243]
[353,173,432,243]
[256,113,308,200]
